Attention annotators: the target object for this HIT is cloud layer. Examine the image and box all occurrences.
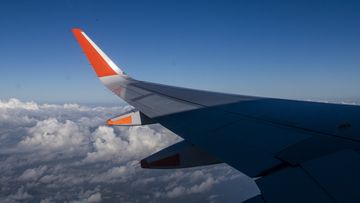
[0,98,259,202]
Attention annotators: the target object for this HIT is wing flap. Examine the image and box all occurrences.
[156,112,311,176]
[253,149,360,203]
[219,99,360,142]
[301,149,360,202]
[141,140,222,169]
[255,167,334,203]
[276,135,359,165]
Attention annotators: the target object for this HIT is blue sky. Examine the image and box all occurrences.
[1,0,360,103]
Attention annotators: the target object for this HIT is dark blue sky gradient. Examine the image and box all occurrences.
[1,0,360,103]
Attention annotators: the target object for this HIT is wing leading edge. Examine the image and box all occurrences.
[72,29,360,203]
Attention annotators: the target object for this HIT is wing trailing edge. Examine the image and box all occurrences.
[141,140,222,169]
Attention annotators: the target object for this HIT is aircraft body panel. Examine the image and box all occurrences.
[72,28,360,203]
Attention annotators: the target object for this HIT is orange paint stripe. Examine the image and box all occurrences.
[72,28,117,77]
[107,115,133,126]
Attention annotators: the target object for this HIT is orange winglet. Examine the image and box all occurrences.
[72,28,118,77]
[107,115,133,126]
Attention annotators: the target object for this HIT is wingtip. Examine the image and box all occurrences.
[71,28,83,33]
[72,28,121,77]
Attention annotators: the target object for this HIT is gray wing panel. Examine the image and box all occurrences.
[155,109,312,176]
[101,76,360,177]
[277,135,360,165]
[220,99,360,142]
[301,150,360,203]
[100,76,202,118]
[135,81,360,142]
[243,196,265,203]
[255,149,360,203]
[256,167,335,203]
[133,81,258,106]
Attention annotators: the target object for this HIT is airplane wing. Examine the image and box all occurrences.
[72,28,360,203]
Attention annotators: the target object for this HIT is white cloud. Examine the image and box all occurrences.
[0,98,39,110]
[188,176,216,194]
[83,126,128,163]
[0,98,258,202]
[3,186,33,202]
[86,192,102,203]
[83,125,180,164]
[40,198,55,203]
[91,166,128,183]
[71,188,102,203]
[19,166,47,181]
[163,171,218,198]
[165,186,186,198]
[20,118,88,152]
